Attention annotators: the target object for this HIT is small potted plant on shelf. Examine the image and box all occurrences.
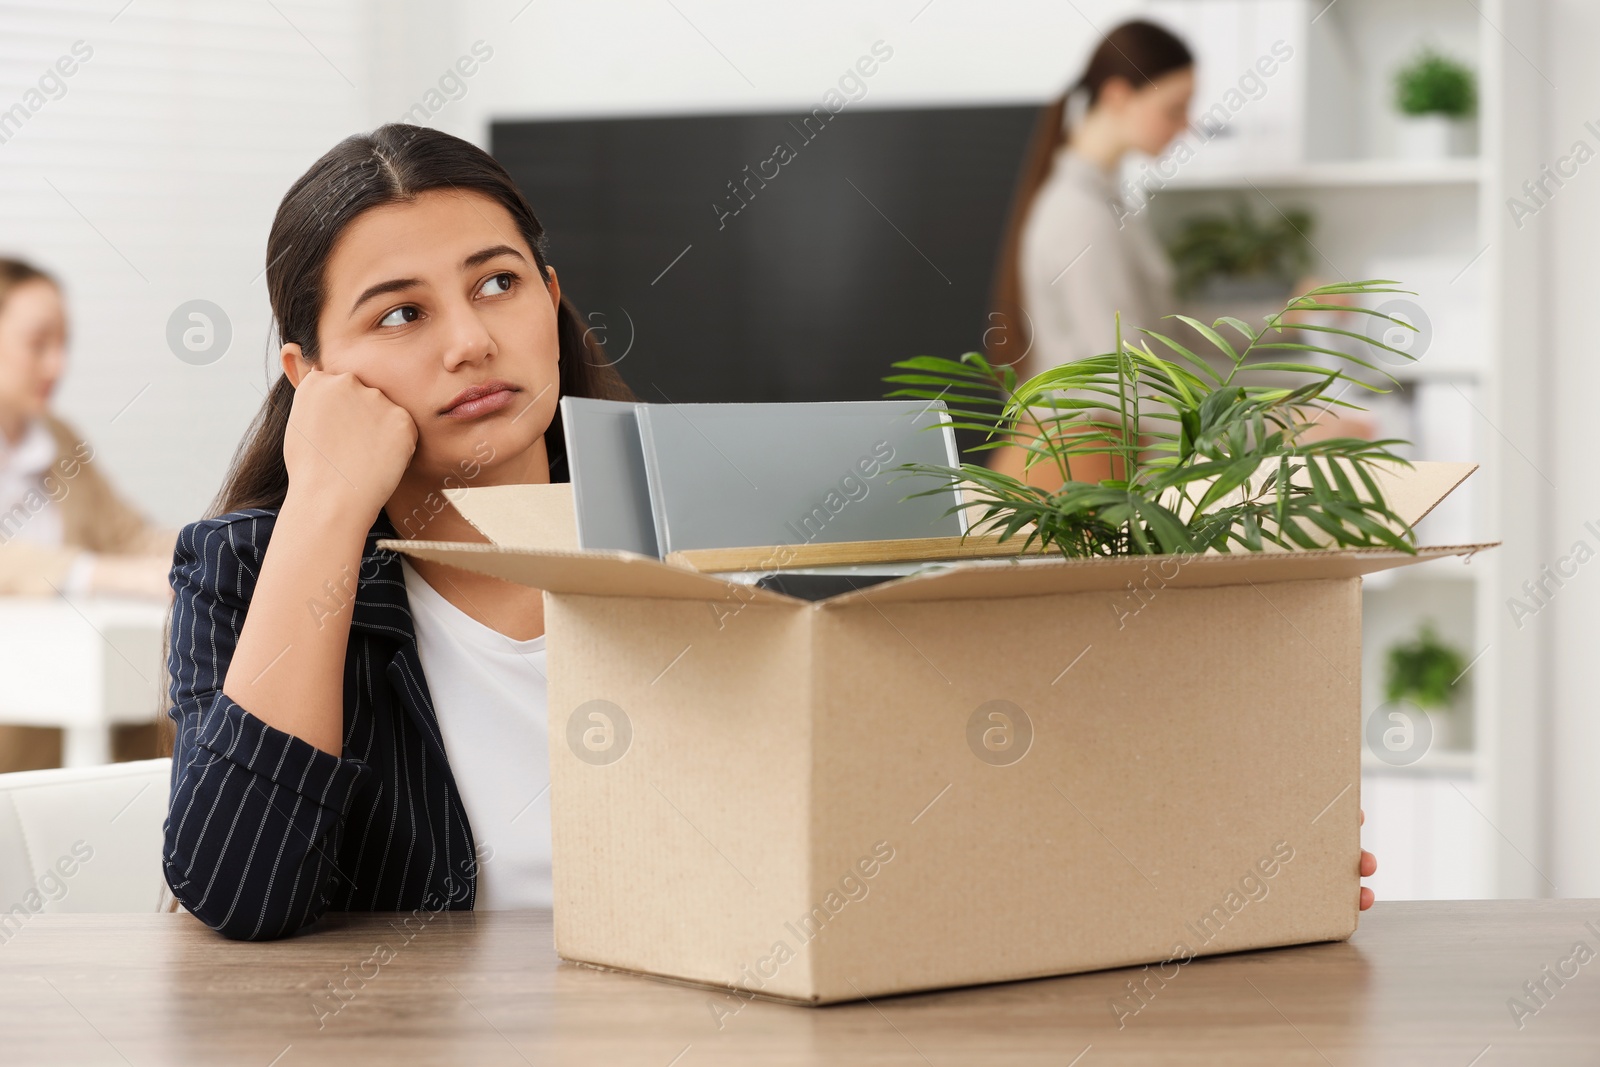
[1393,48,1477,160]
[1383,618,1472,751]
[881,280,1420,560]
[1167,199,1314,306]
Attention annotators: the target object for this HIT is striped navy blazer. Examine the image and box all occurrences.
[162,506,486,940]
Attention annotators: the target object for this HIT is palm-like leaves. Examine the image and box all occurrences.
[882,280,1422,559]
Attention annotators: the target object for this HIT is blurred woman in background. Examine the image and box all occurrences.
[0,257,176,770]
[985,19,1196,488]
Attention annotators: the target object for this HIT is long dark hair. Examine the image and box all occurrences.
[0,257,56,315]
[209,122,636,519]
[987,20,1193,373]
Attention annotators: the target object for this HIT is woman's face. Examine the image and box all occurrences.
[289,188,562,484]
[1111,67,1196,157]
[0,279,67,426]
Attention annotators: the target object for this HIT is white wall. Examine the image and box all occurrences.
[420,0,1135,135]
[6,0,1132,528]
[0,0,373,526]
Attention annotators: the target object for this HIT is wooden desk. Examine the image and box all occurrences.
[0,597,166,766]
[4,901,1598,1065]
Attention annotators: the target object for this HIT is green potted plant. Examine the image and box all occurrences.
[1393,48,1477,160]
[881,280,1419,559]
[1167,199,1313,303]
[1383,619,1472,750]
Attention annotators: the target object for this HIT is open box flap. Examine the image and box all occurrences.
[440,462,1474,555]
[381,536,1499,606]
[412,461,1492,604]
[1158,459,1478,547]
[811,462,1490,605]
[817,541,1499,606]
[1373,460,1477,529]
[442,483,579,551]
[376,539,797,605]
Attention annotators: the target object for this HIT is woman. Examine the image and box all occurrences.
[1004,20,1194,373]
[163,122,1376,939]
[986,20,1196,489]
[986,21,1370,484]
[0,259,175,598]
[162,124,634,939]
[0,258,176,772]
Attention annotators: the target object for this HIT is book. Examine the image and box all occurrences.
[559,396,966,559]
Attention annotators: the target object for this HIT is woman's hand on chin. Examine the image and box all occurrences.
[284,368,418,519]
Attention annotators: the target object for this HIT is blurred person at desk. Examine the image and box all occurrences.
[0,257,177,771]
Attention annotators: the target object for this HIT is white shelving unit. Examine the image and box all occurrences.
[1161,157,1482,190]
[1139,0,1536,900]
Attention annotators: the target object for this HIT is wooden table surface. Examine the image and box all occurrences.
[5,900,1599,1065]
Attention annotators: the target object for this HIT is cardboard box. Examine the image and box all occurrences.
[381,460,1495,1005]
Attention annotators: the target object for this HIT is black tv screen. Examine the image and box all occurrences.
[491,104,1039,456]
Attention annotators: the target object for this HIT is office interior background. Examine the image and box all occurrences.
[0,0,1590,900]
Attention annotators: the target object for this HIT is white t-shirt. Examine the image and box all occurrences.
[0,416,94,594]
[0,417,62,546]
[399,557,552,909]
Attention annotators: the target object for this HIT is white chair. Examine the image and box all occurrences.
[0,758,172,930]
